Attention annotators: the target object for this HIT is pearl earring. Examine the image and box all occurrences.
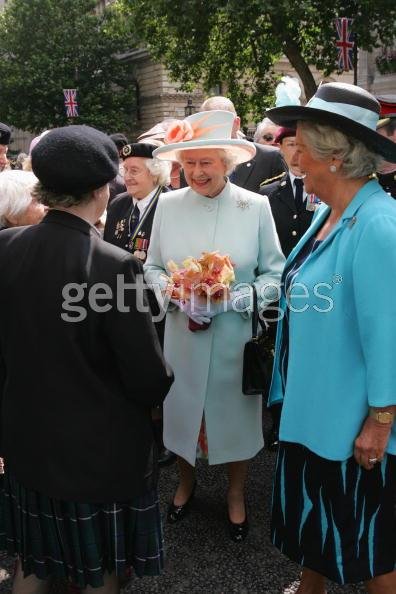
[329,164,337,173]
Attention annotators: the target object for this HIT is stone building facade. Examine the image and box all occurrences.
[120,48,205,140]
[127,51,355,139]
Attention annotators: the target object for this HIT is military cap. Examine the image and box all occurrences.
[31,125,119,195]
[0,122,11,146]
[121,142,156,160]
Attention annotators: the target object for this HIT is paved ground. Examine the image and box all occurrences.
[0,413,366,593]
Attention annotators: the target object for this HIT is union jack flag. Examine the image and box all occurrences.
[335,17,354,72]
[63,89,79,118]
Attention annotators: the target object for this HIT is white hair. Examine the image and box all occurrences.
[0,170,38,227]
[176,148,239,176]
[144,157,171,187]
[200,96,237,114]
[253,118,279,143]
[299,121,383,179]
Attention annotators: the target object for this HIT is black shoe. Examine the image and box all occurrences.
[158,448,177,467]
[267,427,279,452]
[167,482,196,524]
[228,511,249,542]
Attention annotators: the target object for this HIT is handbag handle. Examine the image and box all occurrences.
[251,285,267,339]
[252,285,259,339]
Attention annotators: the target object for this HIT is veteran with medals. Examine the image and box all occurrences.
[104,142,171,262]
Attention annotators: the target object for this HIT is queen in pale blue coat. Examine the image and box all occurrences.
[144,110,284,540]
[267,82,396,593]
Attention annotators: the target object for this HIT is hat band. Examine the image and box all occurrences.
[306,97,378,130]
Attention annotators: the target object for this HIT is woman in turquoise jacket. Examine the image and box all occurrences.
[267,82,396,594]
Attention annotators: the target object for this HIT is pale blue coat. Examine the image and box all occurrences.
[269,180,396,460]
[144,181,285,465]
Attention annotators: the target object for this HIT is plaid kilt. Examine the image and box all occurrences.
[0,472,164,589]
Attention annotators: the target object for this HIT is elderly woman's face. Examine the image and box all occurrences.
[21,197,47,225]
[181,149,227,198]
[9,196,47,227]
[257,123,280,146]
[123,156,156,200]
[295,127,330,195]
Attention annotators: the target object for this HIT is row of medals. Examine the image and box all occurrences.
[114,217,148,261]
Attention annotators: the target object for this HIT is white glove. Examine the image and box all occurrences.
[171,299,212,325]
[229,285,253,313]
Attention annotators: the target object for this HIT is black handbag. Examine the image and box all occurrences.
[242,286,273,396]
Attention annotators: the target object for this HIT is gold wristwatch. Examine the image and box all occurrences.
[369,409,394,425]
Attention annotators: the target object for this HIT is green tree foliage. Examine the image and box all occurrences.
[117,0,395,120]
[0,0,137,133]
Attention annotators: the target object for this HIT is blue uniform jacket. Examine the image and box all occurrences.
[269,180,396,460]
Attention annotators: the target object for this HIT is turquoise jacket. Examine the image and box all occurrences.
[269,180,396,460]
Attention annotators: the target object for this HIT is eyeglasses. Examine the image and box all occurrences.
[262,134,274,142]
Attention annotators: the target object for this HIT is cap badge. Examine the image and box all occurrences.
[122,145,132,158]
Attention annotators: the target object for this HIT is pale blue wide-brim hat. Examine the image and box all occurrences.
[267,82,396,163]
[153,110,256,164]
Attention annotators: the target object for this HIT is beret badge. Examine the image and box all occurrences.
[122,144,133,158]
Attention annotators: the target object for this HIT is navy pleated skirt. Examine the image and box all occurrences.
[271,442,396,584]
[0,472,164,589]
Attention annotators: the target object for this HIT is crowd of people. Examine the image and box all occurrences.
[0,82,395,594]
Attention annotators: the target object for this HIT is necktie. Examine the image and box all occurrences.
[129,202,140,235]
[294,178,304,212]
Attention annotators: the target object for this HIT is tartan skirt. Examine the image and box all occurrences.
[271,442,396,585]
[0,472,164,588]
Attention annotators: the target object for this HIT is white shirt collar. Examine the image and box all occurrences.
[289,172,307,199]
[133,187,159,213]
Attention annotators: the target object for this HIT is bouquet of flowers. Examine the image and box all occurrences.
[166,251,235,331]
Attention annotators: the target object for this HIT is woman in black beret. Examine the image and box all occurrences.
[0,125,173,593]
[104,142,171,263]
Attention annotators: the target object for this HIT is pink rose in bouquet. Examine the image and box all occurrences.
[166,251,235,331]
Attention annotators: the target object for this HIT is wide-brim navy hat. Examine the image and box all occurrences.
[267,82,396,163]
[31,125,119,195]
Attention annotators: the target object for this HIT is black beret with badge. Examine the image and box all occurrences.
[121,142,156,160]
[31,124,119,195]
[0,122,11,146]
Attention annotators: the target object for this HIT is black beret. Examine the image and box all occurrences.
[121,143,155,160]
[0,122,11,146]
[109,132,128,150]
[31,125,119,195]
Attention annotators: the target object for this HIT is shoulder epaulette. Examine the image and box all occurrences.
[260,171,287,187]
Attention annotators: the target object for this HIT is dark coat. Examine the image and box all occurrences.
[104,189,167,344]
[0,210,173,503]
[104,189,165,255]
[260,173,315,257]
[377,171,396,199]
[233,143,285,194]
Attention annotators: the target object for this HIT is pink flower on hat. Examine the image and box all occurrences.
[165,120,194,144]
